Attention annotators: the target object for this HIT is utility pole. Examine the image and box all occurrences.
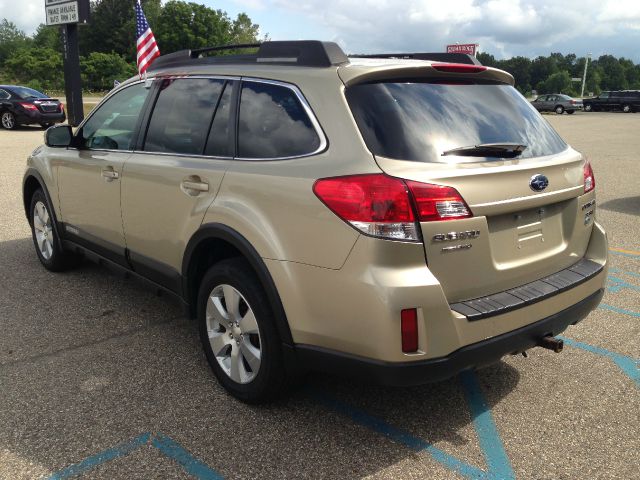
[581,53,592,98]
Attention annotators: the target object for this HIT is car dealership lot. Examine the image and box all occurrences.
[0,112,638,479]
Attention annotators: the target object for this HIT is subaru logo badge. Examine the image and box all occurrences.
[529,174,549,192]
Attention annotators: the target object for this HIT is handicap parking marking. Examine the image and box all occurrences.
[47,433,223,480]
[559,336,640,388]
[310,372,516,480]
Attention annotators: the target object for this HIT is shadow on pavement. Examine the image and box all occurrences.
[0,236,520,479]
[599,196,640,216]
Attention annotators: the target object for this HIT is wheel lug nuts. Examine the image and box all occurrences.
[229,333,233,338]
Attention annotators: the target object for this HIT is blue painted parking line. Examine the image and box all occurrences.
[47,433,223,479]
[459,371,515,480]
[47,433,151,480]
[152,433,223,480]
[599,303,640,318]
[606,275,640,293]
[311,372,516,480]
[609,248,640,259]
[559,336,640,388]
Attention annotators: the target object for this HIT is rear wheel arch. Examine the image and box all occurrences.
[182,223,294,346]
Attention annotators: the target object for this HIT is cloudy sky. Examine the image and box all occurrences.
[3,0,640,61]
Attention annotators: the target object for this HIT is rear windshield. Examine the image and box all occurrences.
[346,81,568,163]
[12,86,48,99]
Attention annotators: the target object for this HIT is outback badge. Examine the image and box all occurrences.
[529,174,549,192]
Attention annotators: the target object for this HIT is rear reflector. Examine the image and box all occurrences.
[313,174,473,241]
[431,63,487,74]
[401,309,419,353]
[583,161,595,193]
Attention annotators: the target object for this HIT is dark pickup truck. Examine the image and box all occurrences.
[583,90,640,113]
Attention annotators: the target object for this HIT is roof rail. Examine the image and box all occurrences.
[349,52,482,66]
[148,40,349,71]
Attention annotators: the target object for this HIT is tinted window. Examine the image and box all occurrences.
[80,83,149,151]
[204,82,233,157]
[145,78,224,155]
[599,92,610,99]
[11,86,48,99]
[238,81,321,158]
[0,89,9,100]
[346,81,567,163]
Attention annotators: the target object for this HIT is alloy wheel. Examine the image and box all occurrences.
[1,112,15,129]
[205,284,262,384]
[33,201,54,260]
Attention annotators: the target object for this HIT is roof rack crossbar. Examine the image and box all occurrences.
[148,40,350,72]
[190,43,261,58]
[349,52,482,66]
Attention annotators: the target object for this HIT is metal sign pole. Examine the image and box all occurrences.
[60,23,84,126]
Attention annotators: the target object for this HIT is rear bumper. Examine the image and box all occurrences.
[16,111,66,125]
[296,288,604,386]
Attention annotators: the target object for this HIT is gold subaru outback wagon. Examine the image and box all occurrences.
[23,41,606,402]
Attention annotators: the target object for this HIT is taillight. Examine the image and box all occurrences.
[431,63,487,74]
[313,174,419,241]
[406,181,472,221]
[19,103,38,111]
[584,161,595,193]
[313,174,473,241]
[60,103,64,111]
[401,308,419,353]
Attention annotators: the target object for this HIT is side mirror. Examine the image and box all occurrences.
[45,124,73,148]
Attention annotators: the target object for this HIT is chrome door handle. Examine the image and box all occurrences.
[101,168,119,181]
[181,180,209,193]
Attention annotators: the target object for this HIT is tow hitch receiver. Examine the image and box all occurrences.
[538,336,564,353]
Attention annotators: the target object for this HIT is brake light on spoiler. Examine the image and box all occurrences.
[313,174,472,242]
[431,63,487,74]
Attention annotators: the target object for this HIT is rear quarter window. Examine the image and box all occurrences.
[346,81,568,163]
[237,81,321,159]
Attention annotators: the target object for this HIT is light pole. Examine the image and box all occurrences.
[581,53,592,98]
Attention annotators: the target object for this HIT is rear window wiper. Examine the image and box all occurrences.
[442,143,527,158]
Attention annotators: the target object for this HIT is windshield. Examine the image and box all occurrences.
[12,86,49,99]
[346,81,568,163]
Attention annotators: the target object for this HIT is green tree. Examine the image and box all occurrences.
[3,47,64,89]
[81,0,161,60]
[33,23,62,52]
[81,52,137,90]
[538,70,574,95]
[0,19,31,63]
[154,1,233,54]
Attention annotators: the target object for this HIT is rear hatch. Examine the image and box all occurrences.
[344,66,594,302]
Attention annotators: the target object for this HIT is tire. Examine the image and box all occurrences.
[622,104,631,113]
[567,110,575,114]
[198,258,288,403]
[1,111,17,130]
[584,103,593,112]
[554,105,564,114]
[29,189,77,272]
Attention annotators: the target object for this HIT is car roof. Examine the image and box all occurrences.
[124,41,514,89]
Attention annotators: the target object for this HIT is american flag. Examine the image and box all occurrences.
[135,0,160,76]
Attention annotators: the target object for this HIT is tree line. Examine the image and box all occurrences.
[0,0,260,92]
[1,3,639,96]
[477,52,640,97]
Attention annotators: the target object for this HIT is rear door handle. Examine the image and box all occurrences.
[181,179,209,193]
[101,167,119,181]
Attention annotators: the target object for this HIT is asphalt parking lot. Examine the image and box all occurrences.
[1,112,638,480]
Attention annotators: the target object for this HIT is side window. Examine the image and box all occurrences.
[80,83,149,151]
[204,82,233,157]
[144,78,224,155]
[238,81,321,159]
[0,89,10,100]
[599,92,609,99]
